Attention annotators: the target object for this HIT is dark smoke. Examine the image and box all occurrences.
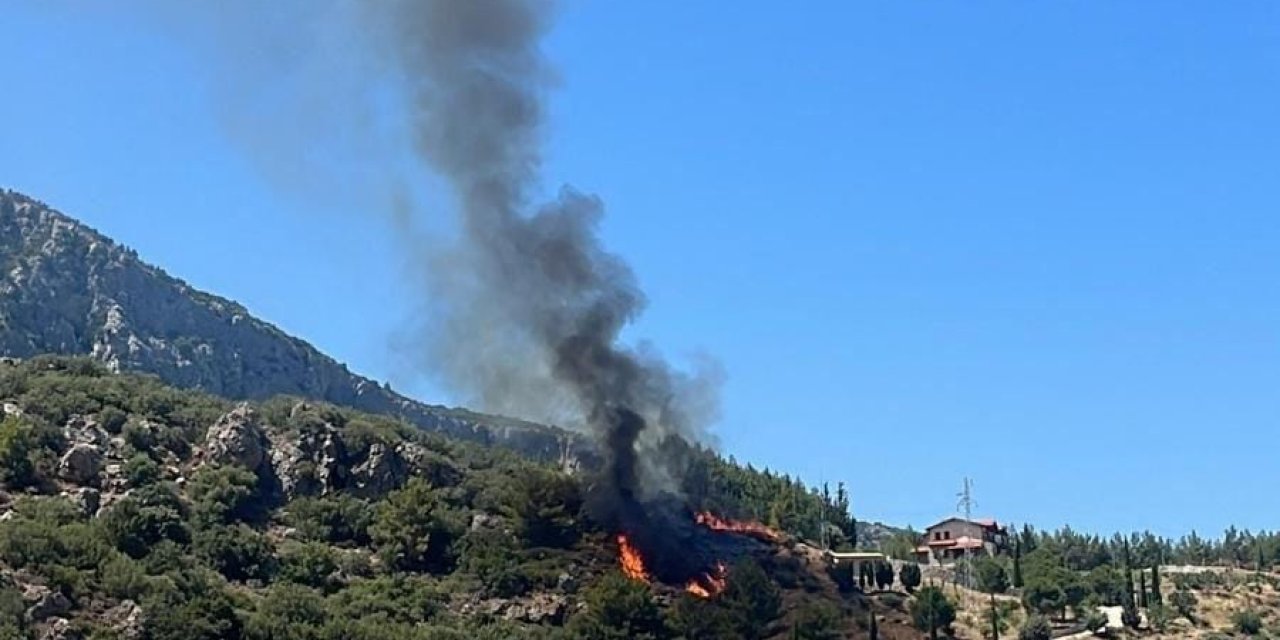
[143,0,725,582]
[377,0,722,502]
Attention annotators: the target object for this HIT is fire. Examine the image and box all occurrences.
[613,511,777,599]
[695,511,782,542]
[685,562,727,598]
[616,534,649,581]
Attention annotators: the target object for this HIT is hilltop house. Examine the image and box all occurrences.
[915,517,1008,564]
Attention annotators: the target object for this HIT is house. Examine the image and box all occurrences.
[914,517,1008,564]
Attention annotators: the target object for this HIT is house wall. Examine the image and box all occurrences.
[925,519,986,543]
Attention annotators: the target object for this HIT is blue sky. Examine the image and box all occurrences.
[2,2,1277,537]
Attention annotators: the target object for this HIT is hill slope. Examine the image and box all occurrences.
[0,189,585,466]
[0,357,906,640]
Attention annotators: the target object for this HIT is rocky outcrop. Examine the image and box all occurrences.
[0,189,595,468]
[24,584,72,622]
[57,444,102,485]
[203,404,269,472]
[103,600,144,639]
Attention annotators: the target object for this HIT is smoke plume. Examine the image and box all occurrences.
[381,0,720,492]
[147,0,722,499]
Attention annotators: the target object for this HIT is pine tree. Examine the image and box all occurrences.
[1012,538,1024,589]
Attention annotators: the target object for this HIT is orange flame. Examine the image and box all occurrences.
[685,562,728,598]
[695,512,782,542]
[616,534,650,581]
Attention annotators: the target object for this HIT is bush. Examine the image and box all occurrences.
[1232,609,1262,636]
[458,529,530,598]
[566,572,666,640]
[0,416,36,488]
[99,553,150,601]
[244,583,328,640]
[188,465,261,526]
[193,524,276,581]
[899,563,922,592]
[793,601,843,639]
[123,453,162,488]
[910,586,956,640]
[1081,608,1109,635]
[278,542,340,591]
[284,495,373,545]
[975,557,1009,594]
[1022,579,1066,618]
[1170,588,1198,622]
[720,558,782,639]
[369,478,461,573]
[100,487,189,558]
[508,468,583,548]
[1017,614,1052,640]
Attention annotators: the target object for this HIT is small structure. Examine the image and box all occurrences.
[826,550,888,585]
[914,517,1008,564]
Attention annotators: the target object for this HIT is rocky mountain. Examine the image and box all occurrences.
[0,189,589,468]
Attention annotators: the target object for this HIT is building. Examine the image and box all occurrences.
[914,517,1008,564]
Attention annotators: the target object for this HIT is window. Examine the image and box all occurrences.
[944,531,951,540]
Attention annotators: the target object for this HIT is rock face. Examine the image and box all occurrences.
[203,404,269,471]
[0,189,595,468]
[57,443,102,485]
[24,584,72,621]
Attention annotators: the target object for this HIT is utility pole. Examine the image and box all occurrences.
[957,477,977,590]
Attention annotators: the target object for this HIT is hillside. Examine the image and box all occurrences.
[0,357,909,640]
[0,189,585,467]
[0,188,908,548]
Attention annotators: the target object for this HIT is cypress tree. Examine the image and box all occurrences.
[869,609,879,640]
[1121,541,1141,628]
[1151,561,1162,606]
[990,592,1000,640]
[1138,571,1148,609]
[1012,539,1024,589]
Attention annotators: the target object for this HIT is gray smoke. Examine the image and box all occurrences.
[381,0,720,482]
[145,0,722,489]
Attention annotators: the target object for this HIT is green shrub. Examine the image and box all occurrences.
[284,495,373,545]
[792,601,843,639]
[0,416,36,488]
[100,487,190,558]
[369,479,461,573]
[899,563,922,593]
[193,524,276,582]
[188,465,261,526]
[278,542,340,591]
[1017,614,1051,640]
[1232,609,1262,636]
[910,586,956,640]
[566,572,666,640]
[123,453,162,487]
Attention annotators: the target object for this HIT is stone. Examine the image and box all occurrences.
[104,599,144,639]
[37,617,79,640]
[502,593,567,625]
[349,442,408,498]
[58,443,102,485]
[60,487,100,517]
[24,585,72,621]
[62,415,108,447]
[267,423,345,499]
[470,513,502,531]
[204,404,267,471]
